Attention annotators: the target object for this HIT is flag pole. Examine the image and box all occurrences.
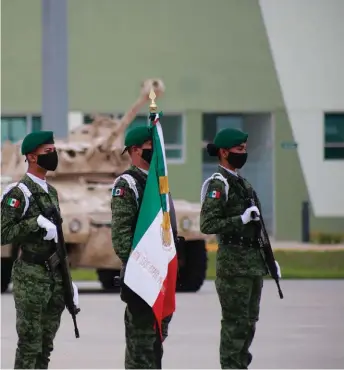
[148,89,172,247]
[148,87,164,368]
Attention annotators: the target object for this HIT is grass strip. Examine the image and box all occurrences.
[71,249,344,281]
[207,250,344,279]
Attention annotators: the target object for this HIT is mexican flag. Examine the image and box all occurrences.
[124,111,178,337]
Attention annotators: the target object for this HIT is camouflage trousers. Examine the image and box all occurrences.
[124,303,173,369]
[12,259,65,369]
[215,276,263,369]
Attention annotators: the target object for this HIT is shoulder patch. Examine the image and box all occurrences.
[200,172,229,204]
[1,182,30,217]
[6,197,21,208]
[112,174,139,206]
[112,187,125,197]
[207,190,221,199]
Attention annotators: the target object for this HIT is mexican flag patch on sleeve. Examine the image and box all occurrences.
[207,190,221,199]
[7,198,20,208]
[112,187,125,197]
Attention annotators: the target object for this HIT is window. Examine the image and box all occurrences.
[32,116,42,132]
[1,115,42,144]
[83,113,185,162]
[1,116,28,143]
[324,113,344,160]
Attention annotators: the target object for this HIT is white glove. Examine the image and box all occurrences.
[275,260,282,278]
[37,215,58,243]
[240,206,260,225]
[72,282,79,308]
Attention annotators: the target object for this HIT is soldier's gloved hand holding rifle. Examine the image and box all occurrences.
[37,215,58,242]
[241,205,283,281]
[240,206,260,224]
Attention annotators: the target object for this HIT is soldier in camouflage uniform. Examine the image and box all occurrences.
[111,125,176,369]
[1,131,68,369]
[200,128,281,369]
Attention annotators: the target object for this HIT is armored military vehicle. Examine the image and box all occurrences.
[1,79,209,294]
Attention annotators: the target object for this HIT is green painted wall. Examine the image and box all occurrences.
[311,215,344,236]
[273,109,308,240]
[168,111,202,202]
[2,0,282,112]
[67,0,282,112]
[1,0,42,113]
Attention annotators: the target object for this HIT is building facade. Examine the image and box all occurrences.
[2,0,344,240]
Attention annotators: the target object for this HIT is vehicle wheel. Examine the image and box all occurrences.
[176,239,208,293]
[1,258,13,293]
[96,269,121,292]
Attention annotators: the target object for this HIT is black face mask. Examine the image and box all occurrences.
[227,152,247,169]
[36,151,59,171]
[141,149,153,164]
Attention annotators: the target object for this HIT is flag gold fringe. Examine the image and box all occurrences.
[161,211,172,246]
[159,176,169,194]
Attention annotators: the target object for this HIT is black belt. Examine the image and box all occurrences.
[20,250,60,272]
[218,235,260,248]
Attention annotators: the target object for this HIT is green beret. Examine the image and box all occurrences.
[214,128,248,149]
[122,126,152,154]
[21,131,55,155]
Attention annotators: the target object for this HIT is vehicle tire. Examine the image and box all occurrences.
[176,239,208,293]
[97,269,121,292]
[1,258,13,293]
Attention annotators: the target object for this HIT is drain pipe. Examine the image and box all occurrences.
[301,201,310,242]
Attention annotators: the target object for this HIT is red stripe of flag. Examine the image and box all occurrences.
[152,254,178,340]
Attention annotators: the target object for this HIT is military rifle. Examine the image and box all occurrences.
[45,206,81,338]
[248,190,284,299]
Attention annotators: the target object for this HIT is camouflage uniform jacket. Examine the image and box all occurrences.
[1,174,62,280]
[200,166,267,277]
[111,165,148,264]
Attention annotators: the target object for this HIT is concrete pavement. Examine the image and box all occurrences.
[1,280,344,369]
